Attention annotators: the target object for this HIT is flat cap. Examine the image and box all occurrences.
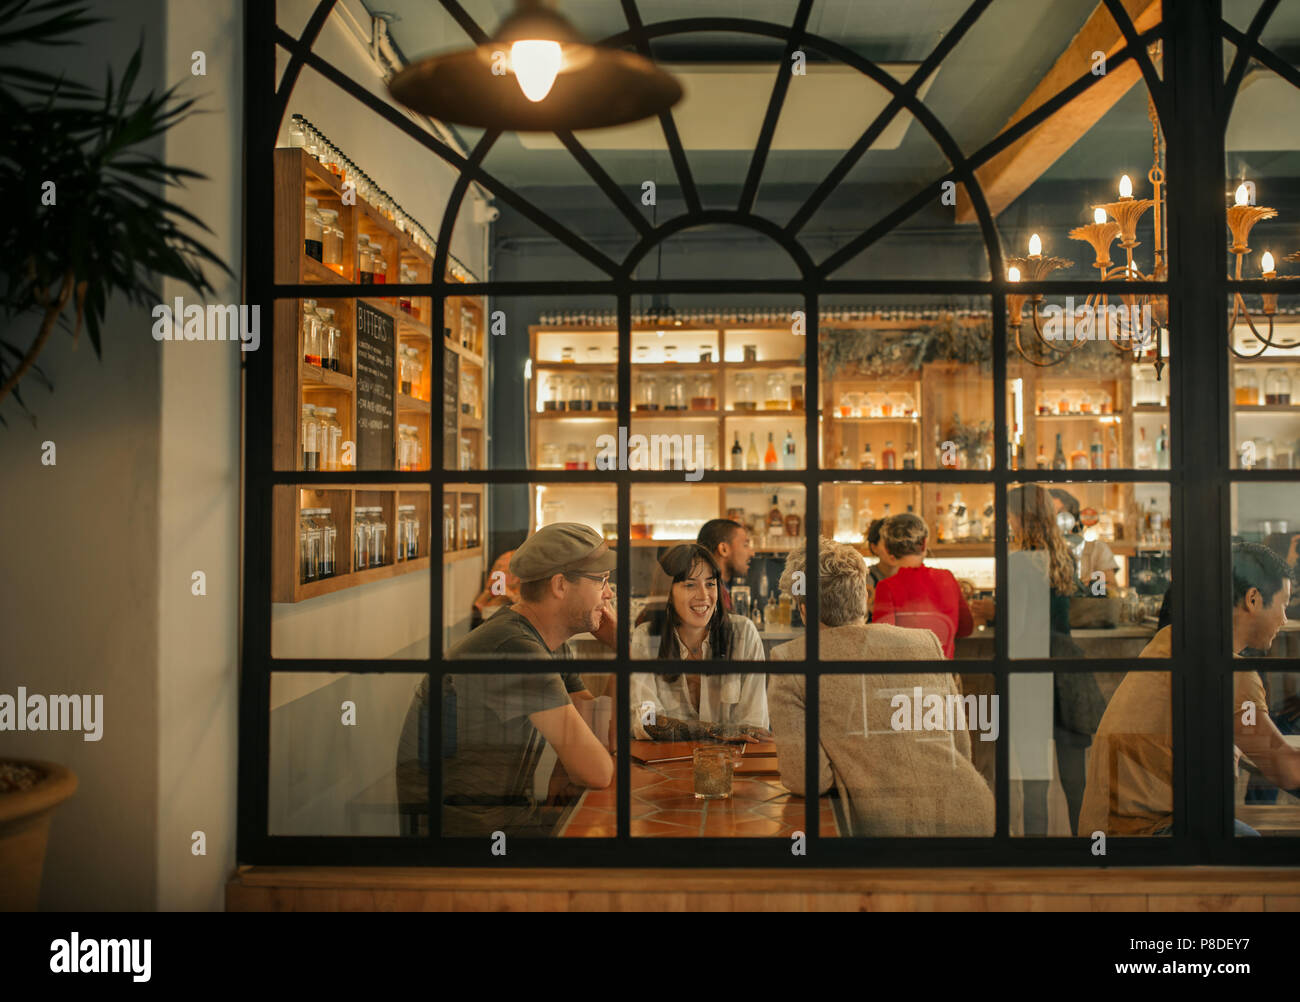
[509,522,617,582]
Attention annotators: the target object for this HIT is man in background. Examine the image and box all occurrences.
[698,517,754,613]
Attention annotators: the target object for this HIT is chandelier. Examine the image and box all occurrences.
[1226,181,1296,357]
[1007,94,1169,375]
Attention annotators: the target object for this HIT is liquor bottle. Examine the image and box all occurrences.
[859,442,876,469]
[1036,443,1048,470]
[1155,424,1169,469]
[782,429,797,469]
[881,440,897,470]
[1070,439,1089,470]
[1105,427,1119,469]
[952,493,969,540]
[836,497,854,538]
[1052,433,1068,470]
[747,432,760,471]
[1089,432,1104,470]
[940,494,957,543]
[882,503,892,521]
[731,432,743,470]
[1135,427,1154,469]
[784,499,801,538]
[835,446,854,470]
[857,498,873,538]
[935,491,947,543]
[767,493,785,536]
[1149,498,1164,543]
[982,503,996,541]
[902,439,917,470]
[764,432,779,470]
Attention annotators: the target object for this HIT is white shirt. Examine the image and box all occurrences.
[629,614,767,739]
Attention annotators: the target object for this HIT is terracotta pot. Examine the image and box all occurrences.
[0,760,77,911]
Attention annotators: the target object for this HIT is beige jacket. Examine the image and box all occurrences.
[769,623,995,836]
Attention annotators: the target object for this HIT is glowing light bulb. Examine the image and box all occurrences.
[1007,266,1021,282]
[1262,251,1275,274]
[1235,182,1250,206]
[1093,207,1107,225]
[511,40,563,102]
[1119,174,1133,198]
[1028,233,1042,256]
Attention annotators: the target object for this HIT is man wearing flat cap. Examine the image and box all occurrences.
[399,523,617,837]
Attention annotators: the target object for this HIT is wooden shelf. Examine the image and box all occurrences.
[300,362,354,391]
[396,392,431,413]
[442,546,484,564]
[1234,405,1300,413]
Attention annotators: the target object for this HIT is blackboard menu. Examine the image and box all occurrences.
[443,349,459,470]
[355,301,395,470]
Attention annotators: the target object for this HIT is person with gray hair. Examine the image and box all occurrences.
[766,537,995,836]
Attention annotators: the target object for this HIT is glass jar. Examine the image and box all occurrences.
[318,508,336,578]
[568,372,592,411]
[357,235,374,283]
[1056,388,1072,414]
[289,115,306,148]
[398,504,418,561]
[597,374,617,411]
[408,349,424,400]
[560,345,575,364]
[301,299,323,366]
[636,373,659,411]
[564,443,585,470]
[542,499,562,526]
[733,373,756,411]
[299,508,322,583]
[317,406,341,471]
[663,345,677,363]
[316,306,339,371]
[765,372,789,410]
[631,501,653,540]
[399,347,414,397]
[635,345,649,365]
[663,373,686,411]
[459,501,478,548]
[368,508,388,566]
[601,506,617,541]
[398,424,413,471]
[354,508,371,572]
[300,404,320,471]
[460,369,475,415]
[698,345,714,363]
[1265,368,1292,406]
[542,374,564,411]
[443,501,455,551]
[1235,369,1260,406]
[897,392,916,417]
[862,391,882,417]
[743,344,758,363]
[1093,390,1112,415]
[690,374,716,410]
[304,197,323,262]
[586,345,602,365]
[398,264,416,315]
[541,443,561,468]
[459,436,472,471]
[319,208,343,272]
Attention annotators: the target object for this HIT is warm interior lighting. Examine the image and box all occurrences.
[1119,174,1133,198]
[1007,266,1021,282]
[1235,182,1250,206]
[1028,233,1042,256]
[1261,251,1275,274]
[1093,207,1107,225]
[510,39,563,102]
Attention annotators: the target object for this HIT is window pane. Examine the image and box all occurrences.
[1234,670,1300,837]
[630,483,806,661]
[818,482,993,661]
[271,485,430,660]
[270,672,426,836]
[1006,482,1171,660]
[439,672,618,838]
[1230,484,1300,658]
[1012,670,1169,837]
[1229,294,1300,471]
[632,673,809,838]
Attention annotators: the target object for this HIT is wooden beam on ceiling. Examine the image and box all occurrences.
[954,0,1162,224]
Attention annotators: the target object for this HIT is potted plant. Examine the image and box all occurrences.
[0,0,227,423]
[0,760,78,910]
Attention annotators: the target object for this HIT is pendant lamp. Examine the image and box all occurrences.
[388,0,682,132]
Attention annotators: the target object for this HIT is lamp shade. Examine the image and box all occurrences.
[388,1,682,132]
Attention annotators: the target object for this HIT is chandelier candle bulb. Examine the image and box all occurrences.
[1236,182,1251,207]
[1028,233,1042,257]
[1094,207,1107,225]
[1261,251,1278,315]
[1119,173,1133,199]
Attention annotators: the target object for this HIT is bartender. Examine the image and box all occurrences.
[1050,489,1118,593]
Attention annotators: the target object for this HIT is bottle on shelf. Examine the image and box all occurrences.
[939,493,956,543]
[902,439,916,470]
[935,491,947,543]
[782,429,797,469]
[731,432,743,470]
[835,446,854,470]
[881,440,897,470]
[1069,439,1089,470]
[951,494,969,540]
[982,503,995,541]
[882,502,892,521]
[859,442,876,469]
[1105,427,1119,469]
[764,432,779,471]
[836,497,854,539]
[784,499,801,538]
[1136,426,1154,469]
[1035,442,1048,469]
[1089,432,1104,470]
[767,494,785,537]
[1045,434,1066,473]
[747,432,760,471]
[1156,425,1169,469]
[857,497,873,538]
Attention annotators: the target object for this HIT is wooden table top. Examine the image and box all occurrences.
[558,743,841,838]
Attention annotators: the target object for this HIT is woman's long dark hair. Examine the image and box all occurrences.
[654,544,732,661]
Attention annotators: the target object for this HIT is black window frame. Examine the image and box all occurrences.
[239,0,1300,866]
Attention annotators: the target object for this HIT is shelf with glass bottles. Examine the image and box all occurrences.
[1231,349,1300,470]
[441,486,484,564]
[273,485,431,603]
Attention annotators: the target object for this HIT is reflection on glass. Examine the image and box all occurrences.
[1235,669,1300,838]
[1231,484,1300,657]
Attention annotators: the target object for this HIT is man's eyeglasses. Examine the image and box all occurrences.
[567,572,611,588]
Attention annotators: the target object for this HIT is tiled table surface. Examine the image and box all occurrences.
[559,758,840,838]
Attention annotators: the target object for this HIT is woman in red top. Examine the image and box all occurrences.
[871,513,973,658]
